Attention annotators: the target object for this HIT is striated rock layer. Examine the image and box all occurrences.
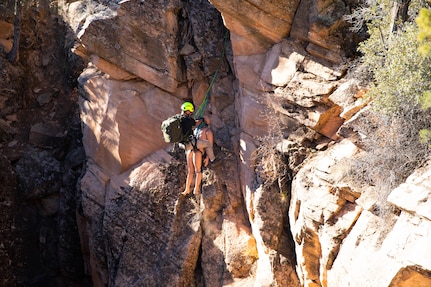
[290,137,431,287]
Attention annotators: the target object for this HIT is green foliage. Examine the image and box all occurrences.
[419,129,431,146]
[359,23,431,113]
[353,0,431,114]
[344,0,431,208]
[416,8,431,145]
[420,90,431,109]
[357,1,431,120]
[344,0,393,33]
[416,8,431,55]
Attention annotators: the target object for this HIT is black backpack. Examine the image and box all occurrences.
[161,114,184,143]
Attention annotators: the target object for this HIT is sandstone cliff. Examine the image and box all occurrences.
[64,0,431,286]
[1,0,431,286]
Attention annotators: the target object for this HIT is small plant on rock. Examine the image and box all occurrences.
[252,97,309,194]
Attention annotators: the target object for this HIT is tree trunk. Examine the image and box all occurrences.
[6,0,21,63]
[399,0,411,22]
[389,0,412,33]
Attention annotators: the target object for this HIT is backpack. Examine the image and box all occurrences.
[161,114,184,143]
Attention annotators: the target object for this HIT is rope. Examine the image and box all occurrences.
[194,29,230,119]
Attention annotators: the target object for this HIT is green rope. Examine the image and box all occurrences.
[194,29,229,119]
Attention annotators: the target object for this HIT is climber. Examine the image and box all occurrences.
[194,115,219,167]
[180,104,220,196]
[178,101,196,143]
[178,101,202,196]
[175,102,198,198]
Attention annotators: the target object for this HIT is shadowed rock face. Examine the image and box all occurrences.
[0,154,18,286]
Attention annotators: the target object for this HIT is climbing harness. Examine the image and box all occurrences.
[193,29,230,120]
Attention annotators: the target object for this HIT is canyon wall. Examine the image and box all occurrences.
[1,0,430,286]
[53,0,431,286]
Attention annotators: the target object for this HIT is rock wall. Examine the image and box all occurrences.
[0,2,89,285]
[57,0,431,287]
[289,137,431,287]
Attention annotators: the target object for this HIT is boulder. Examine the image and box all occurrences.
[260,39,306,87]
[75,0,185,93]
[29,122,65,148]
[387,163,431,221]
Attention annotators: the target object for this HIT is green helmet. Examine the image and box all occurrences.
[181,102,194,112]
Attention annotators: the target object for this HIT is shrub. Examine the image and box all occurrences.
[416,8,431,146]
[344,0,431,211]
[253,112,290,189]
[252,96,310,194]
[359,23,431,113]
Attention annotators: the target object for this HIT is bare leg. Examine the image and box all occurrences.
[182,150,194,195]
[203,155,209,167]
[192,150,203,195]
